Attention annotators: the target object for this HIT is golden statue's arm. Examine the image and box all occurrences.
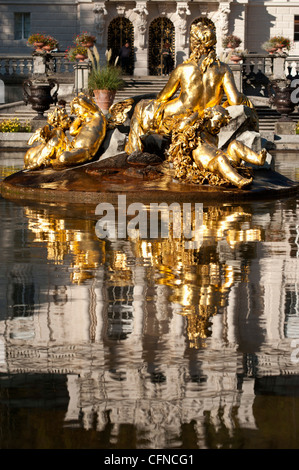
[156,67,181,103]
[222,65,255,109]
[69,117,83,136]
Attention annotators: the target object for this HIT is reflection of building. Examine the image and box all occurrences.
[0,198,298,447]
[2,1,299,76]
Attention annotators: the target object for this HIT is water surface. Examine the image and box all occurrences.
[0,154,299,450]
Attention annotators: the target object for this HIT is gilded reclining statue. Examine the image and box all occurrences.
[23,17,266,189]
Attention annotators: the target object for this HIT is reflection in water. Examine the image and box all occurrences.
[23,204,263,348]
[0,166,299,448]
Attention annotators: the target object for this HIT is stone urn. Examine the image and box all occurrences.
[230,54,242,64]
[268,80,296,121]
[23,78,59,120]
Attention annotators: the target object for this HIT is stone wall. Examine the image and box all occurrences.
[1,0,299,75]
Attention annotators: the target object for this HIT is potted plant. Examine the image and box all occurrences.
[269,36,291,52]
[27,33,48,51]
[261,40,277,54]
[230,49,245,64]
[222,34,242,50]
[66,45,88,62]
[75,32,96,48]
[87,46,125,112]
[43,35,59,51]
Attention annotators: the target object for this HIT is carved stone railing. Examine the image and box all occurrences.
[285,56,299,79]
[0,53,74,78]
[0,55,33,77]
[241,54,299,97]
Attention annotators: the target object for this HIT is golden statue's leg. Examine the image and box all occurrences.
[125,101,149,154]
[227,140,267,166]
[52,148,90,170]
[125,118,145,154]
[24,139,58,170]
[125,99,161,154]
[208,153,253,189]
[24,144,45,170]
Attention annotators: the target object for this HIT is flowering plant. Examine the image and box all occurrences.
[44,35,59,49]
[27,33,59,49]
[27,33,48,45]
[269,36,291,50]
[222,35,242,49]
[75,32,96,46]
[261,40,276,51]
[65,45,88,62]
[0,118,31,133]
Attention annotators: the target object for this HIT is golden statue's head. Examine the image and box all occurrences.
[190,17,217,52]
[47,107,71,130]
[203,105,231,134]
[70,93,101,117]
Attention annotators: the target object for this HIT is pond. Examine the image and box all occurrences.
[0,151,298,450]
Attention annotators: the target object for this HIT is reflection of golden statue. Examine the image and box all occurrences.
[169,106,267,188]
[25,207,105,284]
[132,204,263,347]
[24,93,107,171]
[125,17,258,155]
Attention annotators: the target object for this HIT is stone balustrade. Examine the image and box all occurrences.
[0,51,298,81]
[0,55,33,77]
[0,53,74,78]
[1,52,299,104]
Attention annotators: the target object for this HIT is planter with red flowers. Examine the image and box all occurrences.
[27,33,59,52]
[75,32,96,49]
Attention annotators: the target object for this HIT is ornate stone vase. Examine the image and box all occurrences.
[23,78,59,120]
[230,55,242,64]
[81,42,94,49]
[33,41,45,52]
[268,80,296,121]
[75,54,87,62]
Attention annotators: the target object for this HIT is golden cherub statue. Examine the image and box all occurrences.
[168,106,266,188]
[24,93,107,171]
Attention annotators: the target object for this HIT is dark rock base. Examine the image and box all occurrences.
[1,155,298,206]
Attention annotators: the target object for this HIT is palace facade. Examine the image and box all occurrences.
[1,0,299,76]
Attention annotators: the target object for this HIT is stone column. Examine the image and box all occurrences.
[32,55,47,75]
[74,61,90,94]
[93,2,108,47]
[133,2,149,75]
[176,2,191,49]
[93,2,108,65]
[211,2,231,57]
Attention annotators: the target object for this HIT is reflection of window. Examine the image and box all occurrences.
[107,286,134,339]
[295,16,299,41]
[12,282,35,317]
[14,13,30,40]
[284,284,299,338]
